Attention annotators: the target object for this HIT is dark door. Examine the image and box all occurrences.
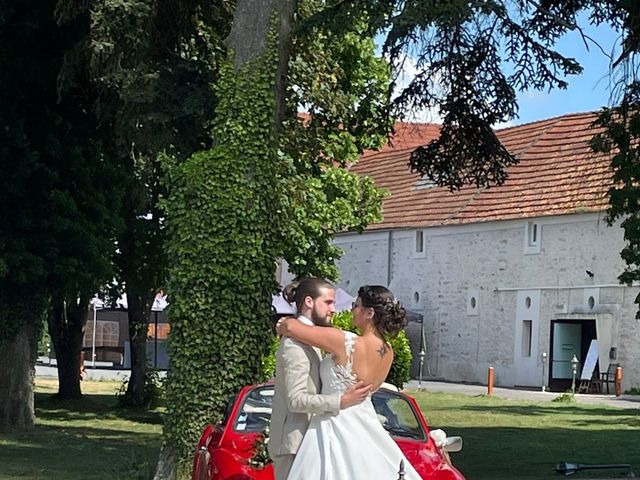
[548,319,596,392]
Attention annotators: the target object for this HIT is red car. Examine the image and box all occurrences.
[192,383,466,480]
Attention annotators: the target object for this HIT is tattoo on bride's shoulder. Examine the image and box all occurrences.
[377,343,389,358]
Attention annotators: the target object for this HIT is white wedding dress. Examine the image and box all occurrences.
[286,331,422,479]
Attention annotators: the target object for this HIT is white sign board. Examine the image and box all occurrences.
[580,339,598,380]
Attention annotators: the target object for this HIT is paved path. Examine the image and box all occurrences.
[405,380,640,410]
[36,363,639,410]
[36,364,132,382]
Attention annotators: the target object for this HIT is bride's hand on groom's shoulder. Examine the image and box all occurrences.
[275,316,297,336]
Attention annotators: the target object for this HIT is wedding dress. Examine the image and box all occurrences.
[286,331,422,479]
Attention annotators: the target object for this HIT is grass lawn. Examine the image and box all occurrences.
[409,390,640,480]
[0,378,163,480]
[2,380,638,480]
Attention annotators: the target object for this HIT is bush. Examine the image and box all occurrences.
[116,368,165,409]
[552,392,576,403]
[261,310,412,388]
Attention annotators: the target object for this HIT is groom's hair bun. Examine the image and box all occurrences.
[358,285,407,338]
[283,277,334,312]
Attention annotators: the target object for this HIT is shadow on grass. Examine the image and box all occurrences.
[448,404,640,428]
[0,392,164,480]
[444,425,639,480]
[35,392,164,425]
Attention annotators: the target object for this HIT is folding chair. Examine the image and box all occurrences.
[599,363,619,394]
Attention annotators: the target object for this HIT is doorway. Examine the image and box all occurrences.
[548,319,596,392]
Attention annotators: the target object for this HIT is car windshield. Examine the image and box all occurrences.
[371,389,426,441]
[234,386,274,433]
[232,385,425,441]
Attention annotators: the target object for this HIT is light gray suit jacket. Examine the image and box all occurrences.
[268,336,341,457]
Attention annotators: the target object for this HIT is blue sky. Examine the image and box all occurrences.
[385,15,622,126]
[514,20,621,125]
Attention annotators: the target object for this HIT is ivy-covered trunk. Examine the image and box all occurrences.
[47,300,88,399]
[0,323,37,431]
[155,0,296,478]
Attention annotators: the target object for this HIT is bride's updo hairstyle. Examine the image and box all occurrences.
[283,277,334,312]
[357,285,407,338]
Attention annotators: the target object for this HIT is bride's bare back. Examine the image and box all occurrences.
[334,333,393,390]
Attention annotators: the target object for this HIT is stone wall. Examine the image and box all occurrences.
[335,213,640,391]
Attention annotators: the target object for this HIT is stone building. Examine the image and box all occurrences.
[335,112,640,392]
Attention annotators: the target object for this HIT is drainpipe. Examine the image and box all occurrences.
[387,230,393,287]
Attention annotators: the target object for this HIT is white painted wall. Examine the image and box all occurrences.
[334,213,640,390]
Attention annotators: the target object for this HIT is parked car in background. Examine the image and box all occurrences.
[192,383,466,480]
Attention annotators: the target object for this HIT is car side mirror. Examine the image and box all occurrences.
[444,436,463,453]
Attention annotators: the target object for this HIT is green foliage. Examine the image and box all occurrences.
[0,0,122,362]
[161,43,288,473]
[281,168,387,279]
[261,336,280,381]
[591,83,640,315]
[248,430,273,470]
[277,0,391,279]
[37,316,51,357]
[80,0,234,406]
[117,369,166,409]
[552,393,576,404]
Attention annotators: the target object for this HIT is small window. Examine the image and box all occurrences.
[527,222,539,247]
[522,320,532,357]
[415,231,424,254]
[524,221,541,254]
[467,289,479,315]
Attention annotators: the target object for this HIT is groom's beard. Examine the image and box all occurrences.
[310,306,332,327]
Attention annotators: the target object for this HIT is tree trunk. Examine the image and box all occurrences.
[125,290,154,406]
[48,299,89,399]
[154,1,297,478]
[226,0,295,124]
[0,323,36,432]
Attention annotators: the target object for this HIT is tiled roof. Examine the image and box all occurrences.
[350,111,612,230]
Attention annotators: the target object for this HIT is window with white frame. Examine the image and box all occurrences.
[522,320,532,357]
[527,221,539,247]
[524,221,541,254]
[415,231,424,254]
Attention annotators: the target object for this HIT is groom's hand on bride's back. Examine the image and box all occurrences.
[340,381,372,408]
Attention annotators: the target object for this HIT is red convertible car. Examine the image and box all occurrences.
[192,383,466,480]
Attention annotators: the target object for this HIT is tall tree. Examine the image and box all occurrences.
[0,0,61,431]
[155,0,398,474]
[0,0,122,421]
[84,0,233,405]
[156,2,296,476]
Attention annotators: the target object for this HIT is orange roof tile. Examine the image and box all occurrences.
[351,111,612,230]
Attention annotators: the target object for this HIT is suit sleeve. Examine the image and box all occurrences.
[282,339,341,415]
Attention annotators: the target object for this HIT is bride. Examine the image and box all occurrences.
[276,285,421,479]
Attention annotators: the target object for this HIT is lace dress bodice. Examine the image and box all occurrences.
[319,331,358,395]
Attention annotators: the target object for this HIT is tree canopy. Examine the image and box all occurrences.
[3,0,640,476]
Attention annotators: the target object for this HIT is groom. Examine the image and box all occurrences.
[268,277,371,480]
